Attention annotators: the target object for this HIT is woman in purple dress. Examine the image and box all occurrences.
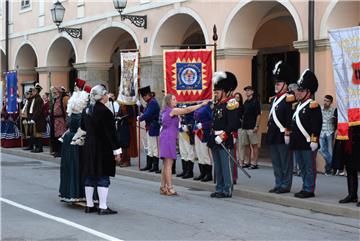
[159,94,208,195]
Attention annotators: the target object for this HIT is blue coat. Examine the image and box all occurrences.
[139,97,160,136]
[194,104,212,143]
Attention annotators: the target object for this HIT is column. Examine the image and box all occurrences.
[73,62,113,89]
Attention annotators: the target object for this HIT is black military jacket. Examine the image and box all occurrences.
[266,93,295,145]
[290,99,322,150]
[208,98,239,149]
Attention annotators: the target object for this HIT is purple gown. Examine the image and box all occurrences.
[159,106,179,159]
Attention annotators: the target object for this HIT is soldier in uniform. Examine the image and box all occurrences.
[208,71,239,198]
[267,61,296,194]
[177,105,196,179]
[138,86,161,173]
[22,88,34,150]
[29,83,46,153]
[193,103,213,182]
[290,69,322,198]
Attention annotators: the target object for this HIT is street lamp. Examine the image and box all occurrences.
[113,0,147,29]
[51,1,82,39]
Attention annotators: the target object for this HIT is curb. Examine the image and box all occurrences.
[2,147,359,219]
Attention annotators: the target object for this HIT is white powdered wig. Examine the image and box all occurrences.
[212,71,227,84]
[66,90,90,115]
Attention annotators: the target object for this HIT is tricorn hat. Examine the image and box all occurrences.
[297,69,318,94]
[213,71,238,93]
[75,78,86,90]
[34,83,43,92]
[139,86,151,97]
[272,61,294,84]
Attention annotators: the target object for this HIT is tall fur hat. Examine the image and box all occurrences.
[272,61,294,85]
[297,69,318,94]
[213,71,237,93]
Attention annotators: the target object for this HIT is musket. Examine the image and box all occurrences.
[219,142,251,179]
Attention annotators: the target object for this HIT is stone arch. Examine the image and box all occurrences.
[14,41,38,70]
[150,7,210,56]
[85,21,140,62]
[220,0,303,49]
[45,34,78,66]
[319,0,360,39]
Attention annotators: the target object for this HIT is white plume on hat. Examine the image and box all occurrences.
[212,71,227,85]
[273,60,282,75]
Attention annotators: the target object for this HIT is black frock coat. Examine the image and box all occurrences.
[82,101,121,178]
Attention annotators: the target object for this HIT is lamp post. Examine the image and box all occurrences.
[51,1,82,39]
[113,0,147,29]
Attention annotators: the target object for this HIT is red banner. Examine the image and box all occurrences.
[164,49,213,102]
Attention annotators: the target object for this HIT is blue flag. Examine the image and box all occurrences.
[6,72,18,113]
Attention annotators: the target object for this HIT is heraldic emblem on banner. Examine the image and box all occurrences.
[164,49,213,102]
[117,52,139,105]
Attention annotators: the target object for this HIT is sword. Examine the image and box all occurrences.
[219,142,251,179]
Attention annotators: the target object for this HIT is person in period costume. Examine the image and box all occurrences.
[50,86,69,157]
[138,86,161,173]
[116,104,138,167]
[58,80,89,203]
[21,90,34,147]
[159,94,208,195]
[82,85,121,215]
[27,83,46,153]
[193,103,213,182]
[208,71,240,198]
[1,100,21,148]
[267,61,296,194]
[290,69,322,198]
[177,104,196,179]
[339,125,360,206]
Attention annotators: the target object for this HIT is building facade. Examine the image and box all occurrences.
[1,0,359,160]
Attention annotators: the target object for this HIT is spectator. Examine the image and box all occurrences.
[319,95,336,175]
[240,86,261,169]
[159,94,207,196]
[233,92,244,183]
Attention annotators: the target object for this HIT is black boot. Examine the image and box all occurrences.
[182,161,194,179]
[339,195,358,203]
[31,138,43,153]
[140,155,152,171]
[149,157,161,173]
[339,169,358,203]
[172,160,176,175]
[201,164,213,182]
[23,137,34,150]
[194,164,205,181]
[176,160,186,177]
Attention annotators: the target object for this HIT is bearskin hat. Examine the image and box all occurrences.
[297,69,318,94]
[139,86,151,97]
[272,61,294,85]
[213,71,238,93]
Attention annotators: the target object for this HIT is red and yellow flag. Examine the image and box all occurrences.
[164,49,213,102]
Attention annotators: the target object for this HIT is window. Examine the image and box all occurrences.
[21,0,30,10]
[0,0,2,16]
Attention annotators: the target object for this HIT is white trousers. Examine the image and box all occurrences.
[179,132,196,161]
[146,133,159,158]
[194,135,212,165]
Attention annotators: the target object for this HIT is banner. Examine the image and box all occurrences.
[117,52,139,105]
[6,72,18,113]
[329,26,360,140]
[164,49,213,102]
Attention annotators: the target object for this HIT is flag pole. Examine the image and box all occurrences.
[137,50,141,170]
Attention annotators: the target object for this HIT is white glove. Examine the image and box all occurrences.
[196,123,202,129]
[215,135,223,144]
[233,138,237,144]
[137,116,140,121]
[284,136,290,145]
[136,100,142,107]
[29,120,35,124]
[310,142,318,151]
[182,125,188,132]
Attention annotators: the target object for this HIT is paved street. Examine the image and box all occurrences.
[1,152,359,241]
